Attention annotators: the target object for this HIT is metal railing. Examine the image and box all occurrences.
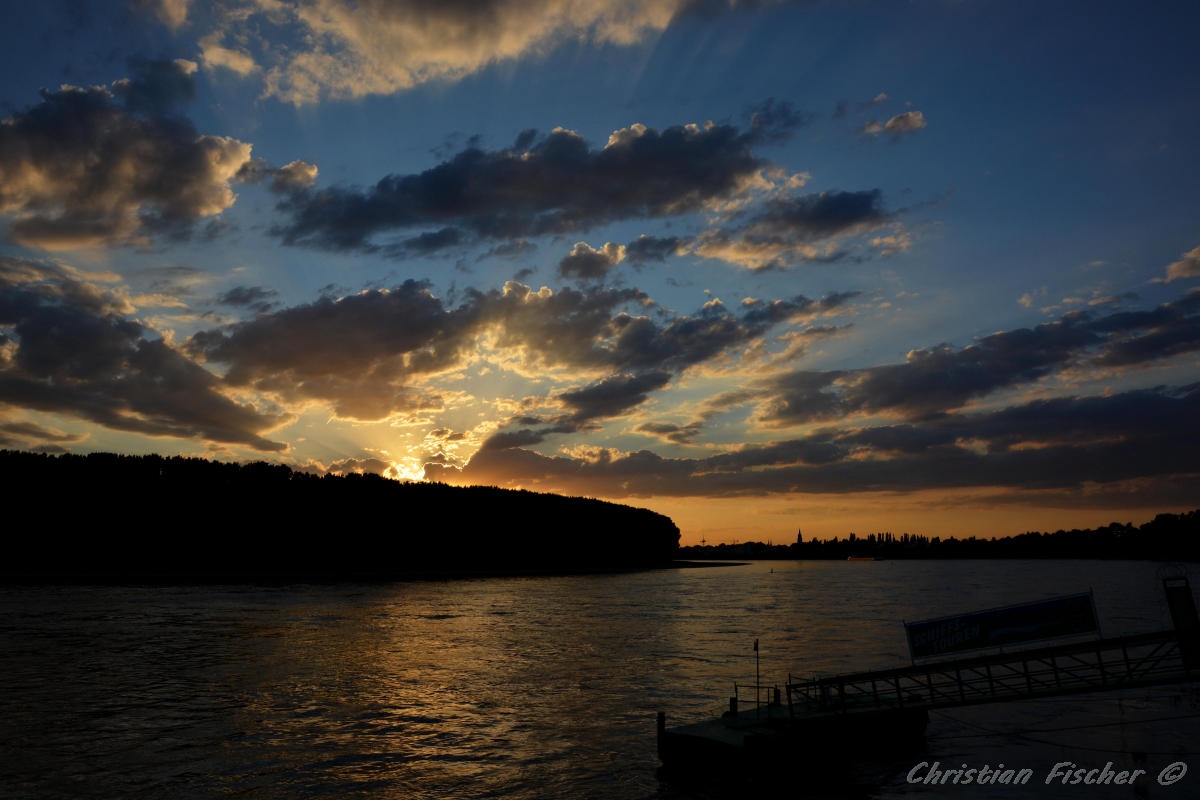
[731,682,784,716]
[785,629,1195,718]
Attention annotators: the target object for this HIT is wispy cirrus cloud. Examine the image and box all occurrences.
[168,0,797,105]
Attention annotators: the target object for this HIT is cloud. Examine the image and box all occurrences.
[861,110,927,138]
[199,33,259,76]
[1090,289,1200,367]
[142,0,191,31]
[691,189,891,269]
[322,456,394,476]
[636,420,705,444]
[273,120,771,254]
[432,384,1200,503]
[472,289,858,447]
[478,239,537,261]
[624,234,683,263]
[739,291,860,326]
[190,277,845,426]
[0,79,252,249]
[178,0,791,105]
[1162,246,1200,283]
[111,57,198,114]
[833,92,888,119]
[237,158,320,193]
[0,257,287,450]
[0,419,87,449]
[558,241,626,279]
[190,279,461,420]
[756,290,1200,425]
[558,370,672,423]
[746,97,812,143]
[216,286,279,313]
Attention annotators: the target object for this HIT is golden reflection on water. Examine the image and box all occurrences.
[2,561,1197,799]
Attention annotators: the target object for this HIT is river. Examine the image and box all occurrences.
[2,560,1197,798]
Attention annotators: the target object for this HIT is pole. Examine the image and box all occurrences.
[754,638,760,718]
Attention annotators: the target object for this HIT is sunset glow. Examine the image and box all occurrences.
[1,1,1197,543]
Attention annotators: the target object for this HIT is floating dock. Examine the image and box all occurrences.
[657,577,1200,780]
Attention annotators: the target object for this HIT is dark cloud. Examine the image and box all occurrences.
[477,239,536,261]
[0,82,251,249]
[236,158,319,193]
[693,190,891,268]
[558,371,672,422]
[481,428,549,451]
[558,241,625,279]
[1090,290,1200,366]
[435,384,1200,504]
[190,279,461,420]
[746,97,812,143]
[324,456,392,476]
[466,283,654,374]
[0,419,87,449]
[217,285,279,313]
[132,266,208,297]
[755,190,888,237]
[398,227,467,255]
[513,128,538,151]
[757,370,845,424]
[624,234,683,263]
[758,291,1200,425]
[0,257,287,450]
[470,289,862,449]
[636,420,704,444]
[111,57,197,114]
[739,291,861,326]
[273,120,769,254]
[191,277,842,426]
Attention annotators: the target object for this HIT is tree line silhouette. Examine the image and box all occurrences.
[681,512,1200,562]
[1,450,681,582]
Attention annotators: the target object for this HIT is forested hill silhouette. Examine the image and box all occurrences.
[1,450,680,582]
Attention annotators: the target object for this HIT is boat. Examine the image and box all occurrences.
[846,555,876,561]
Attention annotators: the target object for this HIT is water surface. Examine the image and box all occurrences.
[2,560,1197,798]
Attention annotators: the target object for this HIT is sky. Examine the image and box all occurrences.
[1,0,1198,544]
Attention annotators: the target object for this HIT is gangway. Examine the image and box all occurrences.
[658,577,1200,779]
[786,627,1193,719]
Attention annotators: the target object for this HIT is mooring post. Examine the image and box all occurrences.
[1164,577,1200,670]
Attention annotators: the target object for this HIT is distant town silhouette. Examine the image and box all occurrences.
[682,512,1200,562]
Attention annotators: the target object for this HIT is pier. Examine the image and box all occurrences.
[657,577,1200,779]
